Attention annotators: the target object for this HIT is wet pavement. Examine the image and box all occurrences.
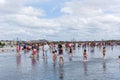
[0,46,120,80]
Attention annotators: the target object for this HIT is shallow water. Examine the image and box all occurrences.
[0,46,120,80]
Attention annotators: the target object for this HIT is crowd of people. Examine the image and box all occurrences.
[16,41,120,64]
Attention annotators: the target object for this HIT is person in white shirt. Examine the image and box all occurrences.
[42,42,49,58]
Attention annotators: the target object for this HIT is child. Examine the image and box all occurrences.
[58,44,64,63]
[30,48,37,59]
[83,49,87,61]
[69,47,73,55]
[103,47,106,59]
[52,50,57,63]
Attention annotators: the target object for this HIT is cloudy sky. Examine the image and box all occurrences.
[0,0,120,41]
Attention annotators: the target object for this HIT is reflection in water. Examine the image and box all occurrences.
[90,47,94,53]
[111,46,114,51]
[16,51,21,56]
[59,64,64,80]
[90,47,95,58]
[83,62,88,76]
[1,45,120,80]
[119,60,120,72]
[69,55,72,61]
[31,58,37,69]
[43,58,48,64]
[36,55,40,62]
[53,63,57,75]
[16,55,21,68]
[102,60,106,72]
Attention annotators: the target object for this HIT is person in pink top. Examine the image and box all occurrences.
[30,48,37,59]
[16,43,21,55]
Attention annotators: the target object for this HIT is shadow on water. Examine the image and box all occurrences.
[59,63,64,80]
[83,61,88,76]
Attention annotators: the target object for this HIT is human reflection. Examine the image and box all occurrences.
[111,46,113,51]
[119,56,120,72]
[77,47,80,54]
[16,55,21,68]
[36,54,40,62]
[119,64,120,72]
[43,58,48,64]
[69,55,72,61]
[90,47,95,57]
[31,58,37,69]
[53,63,57,74]
[59,64,64,80]
[102,60,106,72]
[83,61,88,76]
[16,51,21,56]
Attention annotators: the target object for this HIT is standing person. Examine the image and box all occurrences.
[16,43,21,55]
[23,43,26,50]
[102,47,106,59]
[35,43,40,58]
[69,46,73,56]
[68,46,73,61]
[30,47,37,59]
[58,44,64,63]
[42,42,49,59]
[52,50,57,63]
[83,49,87,61]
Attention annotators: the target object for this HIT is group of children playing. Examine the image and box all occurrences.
[16,42,119,64]
[16,43,65,63]
[48,45,107,62]
[83,47,106,61]
[52,44,64,63]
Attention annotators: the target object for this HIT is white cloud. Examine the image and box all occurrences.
[19,6,45,16]
[58,0,120,40]
[0,0,5,4]
[8,14,61,28]
[0,13,61,40]
[24,0,51,3]
[0,0,120,41]
[61,0,103,16]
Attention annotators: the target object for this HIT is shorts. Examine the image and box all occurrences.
[103,53,105,56]
[59,55,64,58]
[84,56,87,59]
[44,50,48,56]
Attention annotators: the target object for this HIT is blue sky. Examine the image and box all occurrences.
[0,0,120,41]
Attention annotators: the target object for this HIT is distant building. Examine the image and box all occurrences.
[0,40,16,45]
